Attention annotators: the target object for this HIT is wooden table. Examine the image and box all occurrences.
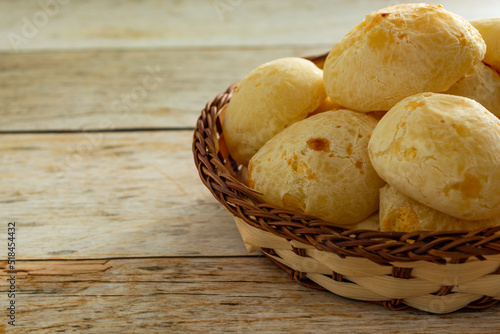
[1,1,500,332]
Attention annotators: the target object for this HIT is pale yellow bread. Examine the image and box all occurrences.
[223,57,326,165]
[345,212,379,230]
[323,3,486,112]
[369,92,500,220]
[308,98,388,121]
[248,109,386,225]
[380,184,500,232]
[443,62,500,118]
[470,17,500,71]
[307,97,342,117]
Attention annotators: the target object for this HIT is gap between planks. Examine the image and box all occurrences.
[0,127,196,135]
[0,130,250,259]
[0,46,329,131]
[0,256,498,333]
[8,254,262,262]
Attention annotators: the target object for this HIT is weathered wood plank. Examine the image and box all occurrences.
[3,1,499,132]
[0,130,249,259]
[0,257,498,333]
[0,47,328,131]
[1,0,499,53]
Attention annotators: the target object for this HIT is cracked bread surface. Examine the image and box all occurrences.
[223,57,326,166]
[323,3,486,112]
[369,92,500,220]
[443,62,500,118]
[379,184,500,232]
[248,109,385,225]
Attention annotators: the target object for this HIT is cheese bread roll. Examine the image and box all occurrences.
[323,4,485,112]
[223,57,326,165]
[443,62,500,118]
[470,17,500,71]
[369,93,500,220]
[380,184,500,232]
[248,110,385,225]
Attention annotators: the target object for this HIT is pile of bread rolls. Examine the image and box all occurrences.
[222,3,500,232]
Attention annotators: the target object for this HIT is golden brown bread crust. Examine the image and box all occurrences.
[369,92,500,220]
[323,4,486,112]
[248,109,385,225]
[223,57,326,166]
[443,62,500,118]
[380,184,500,232]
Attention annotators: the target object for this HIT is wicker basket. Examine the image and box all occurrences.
[192,53,500,314]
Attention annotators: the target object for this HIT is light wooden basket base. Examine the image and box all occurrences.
[234,217,500,313]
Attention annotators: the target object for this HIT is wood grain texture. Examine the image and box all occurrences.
[0,130,249,259]
[0,257,498,333]
[2,0,500,331]
[1,0,499,53]
[0,47,328,131]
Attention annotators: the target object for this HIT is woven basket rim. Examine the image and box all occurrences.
[192,52,500,266]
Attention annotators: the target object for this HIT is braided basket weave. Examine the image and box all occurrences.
[192,53,500,314]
